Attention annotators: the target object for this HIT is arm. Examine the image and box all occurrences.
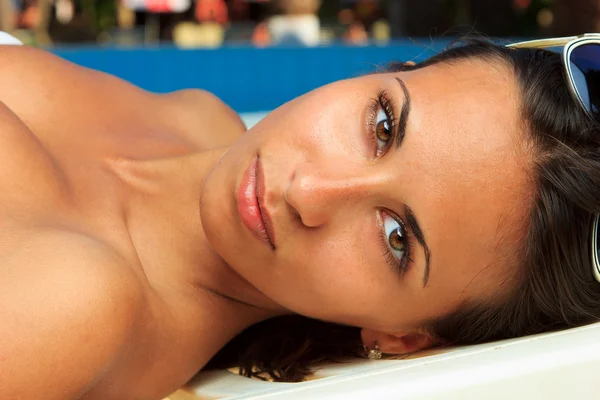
[0,230,142,399]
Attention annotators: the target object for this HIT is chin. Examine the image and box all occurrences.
[199,148,252,270]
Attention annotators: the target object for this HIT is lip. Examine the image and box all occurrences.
[237,156,276,250]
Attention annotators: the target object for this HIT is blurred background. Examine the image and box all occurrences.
[0,0,594,112]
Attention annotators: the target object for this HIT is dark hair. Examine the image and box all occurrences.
[206,39,600,382]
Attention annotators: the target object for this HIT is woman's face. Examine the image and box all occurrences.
[201,59,533,334]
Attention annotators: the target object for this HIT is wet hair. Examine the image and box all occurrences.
[206,39,600,382]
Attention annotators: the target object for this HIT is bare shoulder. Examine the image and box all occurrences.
[162,89,247,149]
[0,229,144,399]
[0,46,245,151]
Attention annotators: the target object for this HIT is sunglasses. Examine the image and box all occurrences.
[508,34,600,283]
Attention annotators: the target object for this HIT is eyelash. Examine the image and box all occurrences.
[367,89,414,275]
[366,89,397,157]
[378,210,414,275]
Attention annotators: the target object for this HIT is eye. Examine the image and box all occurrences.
[367,90,396,158]
[375,108,392,155]
[382,213,409,270]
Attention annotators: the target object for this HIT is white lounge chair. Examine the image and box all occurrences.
[169,321,600,399]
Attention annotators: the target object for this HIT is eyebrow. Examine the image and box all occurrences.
[393,78,431,287]
[394,77,411,149]
[404,205,432,287]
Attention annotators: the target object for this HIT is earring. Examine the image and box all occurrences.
[365,342,382,360]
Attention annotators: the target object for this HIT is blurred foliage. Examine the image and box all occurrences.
[94,0,118,32]
[514,0,554,36]
[76,0,117,33]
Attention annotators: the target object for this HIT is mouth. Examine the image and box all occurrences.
[237,155,276,250]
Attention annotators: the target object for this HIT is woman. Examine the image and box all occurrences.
[2,35,600,400]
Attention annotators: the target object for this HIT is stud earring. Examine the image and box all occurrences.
[365,342,382,360]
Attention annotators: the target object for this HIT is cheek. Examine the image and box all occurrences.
[268,220,398,323]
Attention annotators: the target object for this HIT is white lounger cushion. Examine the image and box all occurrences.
[0,32,22,45]
[174,321,600,399]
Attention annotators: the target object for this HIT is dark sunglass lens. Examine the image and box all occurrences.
[594,215,600,281]
[569,43,600,120]
[597,222,600,262]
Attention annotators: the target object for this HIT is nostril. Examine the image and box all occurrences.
[290,206,303,225]
[285,178,316,227]
[285,163,333,228]
[284,186,302,221]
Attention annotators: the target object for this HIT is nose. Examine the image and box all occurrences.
[285,159,384,227]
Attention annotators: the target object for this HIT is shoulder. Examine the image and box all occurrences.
[0,229,144,399]
[161,89,247,149]
[0,98,66,217]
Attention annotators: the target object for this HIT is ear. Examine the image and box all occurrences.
[361,328,435,355]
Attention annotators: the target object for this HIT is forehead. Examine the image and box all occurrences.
[391,60,534,305]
